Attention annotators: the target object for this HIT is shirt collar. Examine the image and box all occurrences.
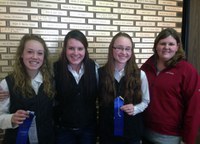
[68,64,84,84]
[32,72,43,84]
[114,68,125,82]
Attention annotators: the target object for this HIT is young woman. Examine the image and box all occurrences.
[0,34,55,144]
[98,32,150,144]
[53,30,98,144]
[141,28,200,144]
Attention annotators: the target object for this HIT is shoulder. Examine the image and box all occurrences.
[0,79,9,91]
[140,70,145,75]
[94,61,99,69]
[98,66,106,76]
[176,60,198,73]
[141,55,155,70]
[140,70,147,79]
[53,60,61,69]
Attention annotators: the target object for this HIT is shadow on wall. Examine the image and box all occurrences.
[0,129,4,144]
[196,129,200,144]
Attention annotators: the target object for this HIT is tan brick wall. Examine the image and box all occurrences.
[0,0,183,142]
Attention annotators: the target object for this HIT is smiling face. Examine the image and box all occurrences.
[65,38,85,70]
[21,40,44,75]
[156,35,179,62]
[112,36,132,70]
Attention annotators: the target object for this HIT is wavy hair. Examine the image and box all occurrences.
[153,28,186,67]
[102,32,142,104]
[13,34,54,98]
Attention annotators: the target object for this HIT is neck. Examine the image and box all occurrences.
[115,63,125,71]
[70,63,82,73]
[27,70,39,79]
[156,60,166,72]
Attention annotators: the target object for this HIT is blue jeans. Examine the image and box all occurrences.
[143,129,182,144]
[55,127,96,144]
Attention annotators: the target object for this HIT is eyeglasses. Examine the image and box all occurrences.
[113,46,132,52]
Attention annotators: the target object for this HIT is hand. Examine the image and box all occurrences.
[0,89,9,101]
[120,104,134,116]
[11,110,29,125]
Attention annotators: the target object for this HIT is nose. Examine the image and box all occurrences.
[164,44,170,49]
[73,48,78,54]
[121,48,126,53]
[32,52,37,58]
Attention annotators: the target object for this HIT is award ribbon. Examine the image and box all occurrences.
[16,111,35,144]
[114,96,124,136]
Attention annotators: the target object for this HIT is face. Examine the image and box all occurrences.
[113,36,132,68]
[21,40,44,75]
[66,38,85,68]
[156,35,179,62]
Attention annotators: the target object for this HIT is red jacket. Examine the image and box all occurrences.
[141,56,200,144]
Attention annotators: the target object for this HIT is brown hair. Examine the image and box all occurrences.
[153,28,186,67]
[58,29,94,96]
[102,32,142,104]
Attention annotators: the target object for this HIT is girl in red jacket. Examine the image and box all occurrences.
[141,28,200,144]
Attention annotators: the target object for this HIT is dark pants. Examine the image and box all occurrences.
[55,126,96,144]
[100,136,141,144]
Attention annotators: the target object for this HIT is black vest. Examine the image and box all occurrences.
[53,59,97,128]
[98,67,144,140]
[3,75,54,144]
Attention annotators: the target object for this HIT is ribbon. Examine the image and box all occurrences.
[114,96,124,136]
[16,111,35,144]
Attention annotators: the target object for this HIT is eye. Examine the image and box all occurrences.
[125,47,131,51]
[77,47,84,51]
[159,42,166,46]
[68,47,75,50]
[38,51,44,55]
[169,43,175,46]
[27,50,33,54]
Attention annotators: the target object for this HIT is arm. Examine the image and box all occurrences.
[0,90,9,101]
[120,70,150,116]
[0,79,29,129]
[181,67,200,144]
[0,79,13,129]
[133,70,150,115]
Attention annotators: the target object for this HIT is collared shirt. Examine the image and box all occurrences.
[0,72,43,129]
[68,62,99,84]
[68,64,84,84]
[114,69,150,116]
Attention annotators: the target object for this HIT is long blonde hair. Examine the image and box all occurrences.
[13,34,54,98]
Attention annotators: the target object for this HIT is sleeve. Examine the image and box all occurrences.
[0,79,14,129]
[181,65,200,144]
[133,70,150,115]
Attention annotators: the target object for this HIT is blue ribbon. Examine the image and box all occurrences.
[16,111,35,144]
[114,96,124,136]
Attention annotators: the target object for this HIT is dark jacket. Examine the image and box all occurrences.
[53,59,98,129]
[3,75,54,144]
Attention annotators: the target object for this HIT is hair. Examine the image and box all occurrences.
[13,34,54,98]
[153,28,186,67]
[58,29,93,94]
[102,32,142,104]
[59,29,89,64]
